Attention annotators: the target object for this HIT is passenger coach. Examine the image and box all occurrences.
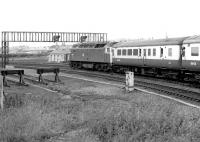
[112,37,188,77]
[181,35,200,79]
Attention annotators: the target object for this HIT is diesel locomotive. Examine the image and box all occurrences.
[69,35,200,81]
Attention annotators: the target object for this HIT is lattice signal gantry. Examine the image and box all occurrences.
[1,31,107,42]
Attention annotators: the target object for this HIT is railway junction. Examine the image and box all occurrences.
[1,31,200,142]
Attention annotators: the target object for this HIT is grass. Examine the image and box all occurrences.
[1,83,200,142]
[89,97,200,142]
[0,90,83,142]
[9,56,49,64]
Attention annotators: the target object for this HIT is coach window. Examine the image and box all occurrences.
[133,49,138,56]
[160,48,163,57]
[182,47,185,57]
[191,47,199,56]
[153,48,156,56]
[117,49,121,56]
[139,49,141,56]
[122,49,127,56]
[168,48,172,57]
[148,49,151,56]
[143,49,146,56]
[128,49,132,55]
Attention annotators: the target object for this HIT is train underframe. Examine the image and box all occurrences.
[112,64,200,82]
[70,61,112,72]
[70,61,200,82]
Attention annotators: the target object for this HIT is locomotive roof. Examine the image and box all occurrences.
[183,35,200,44]
[72,42,117,48]
[113,37,188,47]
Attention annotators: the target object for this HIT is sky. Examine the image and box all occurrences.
[0,0,200,42]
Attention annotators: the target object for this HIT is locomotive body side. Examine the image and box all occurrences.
[70,48,106,63]
[69,42,113,70]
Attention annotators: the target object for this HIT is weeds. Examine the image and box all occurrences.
[1,84,200,142]
[90,100,200,142]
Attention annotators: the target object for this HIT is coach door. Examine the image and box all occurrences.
[143,49,147,66]
[160,47,166,67]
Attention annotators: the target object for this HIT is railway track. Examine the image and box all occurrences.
[62,69,200,104]
[6,74,131,102]
[9,62,69,71]
[10,61,200,87]
[7,62,200,105]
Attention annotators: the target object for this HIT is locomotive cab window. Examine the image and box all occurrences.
[122,49,127,56]
[128,49,132,55]
[153,48,156,56]
[191,47,199,56]
[117,49,121,56]
[168,48,172,57]
[133,49,138,56]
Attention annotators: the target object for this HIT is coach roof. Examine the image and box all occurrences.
[113,37,188,47]
[183,35,200,44]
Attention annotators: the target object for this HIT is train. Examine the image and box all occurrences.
[69,35,200,81]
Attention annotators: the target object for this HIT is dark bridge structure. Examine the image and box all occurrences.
[1,31,108,68]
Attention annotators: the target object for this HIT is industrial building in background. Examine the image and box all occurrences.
[48,45,71,63]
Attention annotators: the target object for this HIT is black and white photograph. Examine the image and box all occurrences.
[1,0,200,141]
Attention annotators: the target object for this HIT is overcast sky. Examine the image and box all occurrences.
[0,0,200,41]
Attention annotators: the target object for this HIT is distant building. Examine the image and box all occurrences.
[48,49,70,63]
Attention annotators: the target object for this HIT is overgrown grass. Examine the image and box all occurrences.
[1,86,200,142]
[89,96,200,142]
[0,91,83,142]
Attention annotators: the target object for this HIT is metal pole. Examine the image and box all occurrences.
[1,75,4,110]
[1,41,3,68]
